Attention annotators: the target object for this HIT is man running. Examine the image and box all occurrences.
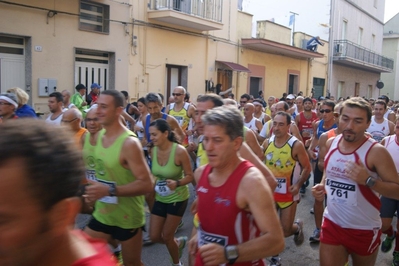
[366,99,394,142]
[46,92,64,126]
[0,120,116,265]
[263,111,311,265]
[312,97,399,266]
[143,92,185,146]
[165,86,196,147]
[84,90,153,266]
[379,119,399,266]
[189,107,284,265]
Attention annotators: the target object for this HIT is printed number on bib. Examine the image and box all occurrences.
[97,179,118,204]
[275,178,287,194]
[155,180,174,197]
[198,226,228,247]
[326,179,357,206]
[86,170,97,181]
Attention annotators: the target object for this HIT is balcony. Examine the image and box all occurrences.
[148,0,223,31]
[333,40,393,73]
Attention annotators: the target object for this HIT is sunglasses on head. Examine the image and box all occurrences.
[319,109,332,113]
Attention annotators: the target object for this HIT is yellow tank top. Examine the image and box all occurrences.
[169,102,190,146]
[265,135,298,202]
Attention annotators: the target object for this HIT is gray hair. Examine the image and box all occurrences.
[145,92,162,105]
[201,106,243,140]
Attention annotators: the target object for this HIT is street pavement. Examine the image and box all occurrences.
[77,181,397,266]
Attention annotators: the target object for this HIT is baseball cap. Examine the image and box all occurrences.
[84,104,98,113]
[286,94,295,100]
[90,83,102,89]
[219,87,232,96]
[75,84,86,91]
[318,96,325,101]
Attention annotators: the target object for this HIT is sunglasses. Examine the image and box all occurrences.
[172,93,183,96]
[319,109,332,113]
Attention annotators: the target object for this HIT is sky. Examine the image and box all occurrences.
[243,0,399,40]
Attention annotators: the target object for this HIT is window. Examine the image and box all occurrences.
[79,1,110,34]
[337,81,344,98]
[341,20,347,40]
[358,28,363,45]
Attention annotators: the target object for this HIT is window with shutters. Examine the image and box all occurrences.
[79,1,110,34]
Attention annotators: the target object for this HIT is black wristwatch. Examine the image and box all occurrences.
[365,176,376,188]
[108,183,117,196]
[224,245,239,265]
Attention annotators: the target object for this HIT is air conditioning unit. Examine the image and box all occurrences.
[334,44,343,56]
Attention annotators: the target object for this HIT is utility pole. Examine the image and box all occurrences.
[289,11,299,46]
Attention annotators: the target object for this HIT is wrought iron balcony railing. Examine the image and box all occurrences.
[149,0,223,23]
[333,40,393,71]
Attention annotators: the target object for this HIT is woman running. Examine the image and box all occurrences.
[148,119,193,266]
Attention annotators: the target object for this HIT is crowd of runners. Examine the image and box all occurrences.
[1,84,399,266]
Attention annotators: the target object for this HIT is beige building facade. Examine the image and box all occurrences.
[0,0,327,114]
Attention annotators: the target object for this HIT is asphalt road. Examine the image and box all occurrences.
[77,181,397,266]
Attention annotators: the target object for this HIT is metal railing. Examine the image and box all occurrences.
[333,40,394,70]
[149,0,223,23]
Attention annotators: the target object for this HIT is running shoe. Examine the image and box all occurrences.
[309,228,320,243]
[113,251,123,266]
[142,235,153,246]
[393,251,399,266]
[177,220,184,229]
[177,236,188,259]
[268,256,282,266]
[293,219,304,246]
[310,208,314,214]
[381,232,396,253]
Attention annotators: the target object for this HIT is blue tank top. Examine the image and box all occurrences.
[317,120,337,139]
[145,113,168,143]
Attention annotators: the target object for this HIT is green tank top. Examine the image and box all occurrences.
[152,143,189,203]
[93,130,145,229]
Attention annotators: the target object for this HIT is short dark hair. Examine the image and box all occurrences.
[138,97,146,105]
[240,94,250,101]
[374,100,387,109]
[341,97,372,123]
[275,111,291,125]
[0,120,84,211]
[120,90,129,98]
[303,97,313,104]
[75,84,86,91]
[197,94,224,107]
[321,100,335,110]
[100,90,124,107]
[49,92,63,103]
[185,92,190,102]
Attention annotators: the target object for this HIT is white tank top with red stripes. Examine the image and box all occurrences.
[323,135,380,230]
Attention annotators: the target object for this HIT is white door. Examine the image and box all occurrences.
[0,55,25,93]
[74,62,108,91]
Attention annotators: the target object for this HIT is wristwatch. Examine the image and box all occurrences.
[108,183,117,196]
[365,176,376,188]
[224,245,239,265]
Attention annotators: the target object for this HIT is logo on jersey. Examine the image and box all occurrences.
[197,186,208,193]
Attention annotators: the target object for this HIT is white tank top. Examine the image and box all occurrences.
[45,113,63,126]
[384,109,392,119]
[136,119,147,151]
[367,116,390,142]
[384,135,399,173]
[243,117,259,132]
[324,135,380,230]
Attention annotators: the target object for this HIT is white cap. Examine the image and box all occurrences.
[286,94,296,100]
[219,87,233,96]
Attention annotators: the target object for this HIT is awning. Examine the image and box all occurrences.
[216,60,251,73]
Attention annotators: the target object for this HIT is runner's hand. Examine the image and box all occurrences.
[312,184,325,202]
[198,243,228,266]
[84,180,109,201]
[189,233,198,256]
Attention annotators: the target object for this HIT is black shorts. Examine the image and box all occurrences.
[380,196,399,218]
[313,159,323,185]
[151,199,188,218]
[87,217,144,241]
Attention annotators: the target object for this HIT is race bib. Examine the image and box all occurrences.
[155,180,174,197]
[198,226,228,247]
[97,179,118,204]
[326,179,357,206]
[86,169,97,181]
[275,178,287,194]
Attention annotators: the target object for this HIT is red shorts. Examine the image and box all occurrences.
[320,217,381,256]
